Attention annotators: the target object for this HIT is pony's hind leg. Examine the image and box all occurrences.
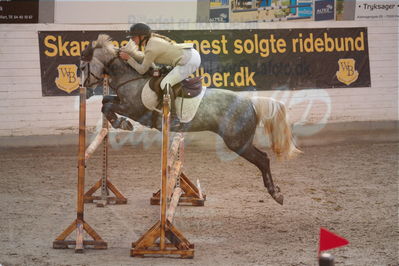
[240,144,284,205]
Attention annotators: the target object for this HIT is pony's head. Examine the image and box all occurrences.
[80,34,118,92]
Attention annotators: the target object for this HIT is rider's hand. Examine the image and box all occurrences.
[119,52,130,60]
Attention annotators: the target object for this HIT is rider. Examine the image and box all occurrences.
[119,23,201,127]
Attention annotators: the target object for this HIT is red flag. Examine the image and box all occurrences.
[319,227,349,253]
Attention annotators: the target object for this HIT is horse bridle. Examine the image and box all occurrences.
[81,46,146,91]
[82,61,103,87]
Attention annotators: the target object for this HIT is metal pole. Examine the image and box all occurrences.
[101,75,110,202]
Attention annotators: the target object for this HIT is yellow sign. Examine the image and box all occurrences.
[55,64,80,93]
[336,58,359,86]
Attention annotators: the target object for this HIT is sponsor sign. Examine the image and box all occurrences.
[231,0,313,22]
[209,7,229,23]
[355,0,399,20]
[297,0,314,18]
[0,0,39,23]
[315,0,335,21]
[38,28,371,96]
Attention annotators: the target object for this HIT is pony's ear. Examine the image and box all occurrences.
[81,44,94,62]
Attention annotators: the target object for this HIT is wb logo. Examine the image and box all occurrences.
[336,59,359,86]
[55,64,80,93]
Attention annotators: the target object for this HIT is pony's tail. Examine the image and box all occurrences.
[251,97,302,160]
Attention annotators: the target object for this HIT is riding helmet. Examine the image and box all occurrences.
[127,23,151,38]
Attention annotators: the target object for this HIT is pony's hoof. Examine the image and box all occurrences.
[111,118,133,131]
[272,186,283,205]
[120,118,134,131]
[273,193,284,205]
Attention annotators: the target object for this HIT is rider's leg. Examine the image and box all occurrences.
[160,49,201,126]
[161,80,180,128]
[159,48,201,89]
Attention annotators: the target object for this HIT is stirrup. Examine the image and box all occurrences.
[170,116,181,128]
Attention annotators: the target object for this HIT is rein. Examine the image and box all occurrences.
[104,54,147,92]
[112,76,146,92]
[84,51,146,92]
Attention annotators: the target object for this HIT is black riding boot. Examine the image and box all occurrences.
[164,85,180,129]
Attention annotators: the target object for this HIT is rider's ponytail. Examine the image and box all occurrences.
[151,33,175,44]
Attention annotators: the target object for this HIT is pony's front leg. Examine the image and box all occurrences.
[103,95,119,105]
[101,99,134,131]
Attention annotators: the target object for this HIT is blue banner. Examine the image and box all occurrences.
[209,8,229,23]
[315,0,335,21]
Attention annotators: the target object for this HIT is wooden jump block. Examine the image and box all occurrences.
[84,127,128,207]
[131,220,194,259]
[151,172,206,206]
[53,219,107,252]
[151,126,205,206]
[84,179,128,206]
[131,93,196,259]
[84,78,127,207]
[53,85,109,253]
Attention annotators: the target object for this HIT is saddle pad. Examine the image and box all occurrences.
[175,86,207,123]
[141,79,207,123]
[141,79,159,111]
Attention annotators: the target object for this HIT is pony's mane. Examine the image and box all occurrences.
[94,34,117,56]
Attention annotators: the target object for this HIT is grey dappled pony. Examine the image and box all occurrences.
[80,34,301,205]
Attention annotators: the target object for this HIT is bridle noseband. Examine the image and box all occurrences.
[82,62,103,87]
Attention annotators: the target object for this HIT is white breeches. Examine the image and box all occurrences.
[160,48,201,90]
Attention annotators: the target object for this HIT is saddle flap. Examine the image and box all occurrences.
[182,76,203,88]
[149,77,163,98]
[181,77,203,98]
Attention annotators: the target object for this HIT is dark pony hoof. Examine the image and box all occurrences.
[119,118,134,131]
[273,193,284,205]
[111,117,134,131]
[272,186,284,205]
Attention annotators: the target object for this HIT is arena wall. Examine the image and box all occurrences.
[0,21,397,140]
[54,0,198,24]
